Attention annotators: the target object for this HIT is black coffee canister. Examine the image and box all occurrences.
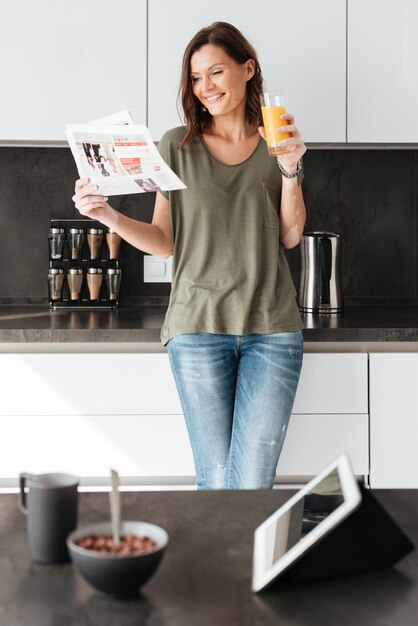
[19,472,79,563]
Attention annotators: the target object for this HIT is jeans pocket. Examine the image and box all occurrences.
[262,181,280,229]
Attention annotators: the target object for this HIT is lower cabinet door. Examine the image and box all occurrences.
[369,353,418,488]
[0,354,182,416]
[0,412,368,487]
[0,353,368,417]
[293,353,368,414]
[0,414,194,485]
[277,413,369,478]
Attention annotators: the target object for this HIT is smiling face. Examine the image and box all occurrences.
[190,44,255,120]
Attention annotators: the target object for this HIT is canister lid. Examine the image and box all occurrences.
[69,228,84,234]
[49,227,64,234]
[68,268,83,274]
[48,268,64,275]
[106,268,122,275]
[87,228,103,234]
[87,267,103,274]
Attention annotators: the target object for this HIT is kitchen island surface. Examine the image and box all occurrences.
[0,489,416,626]
[0,304,417,344]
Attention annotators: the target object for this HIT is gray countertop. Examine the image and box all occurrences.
[0,304,417,343]
[0,489,416,626]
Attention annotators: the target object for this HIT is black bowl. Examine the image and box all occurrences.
[67,521,169,599]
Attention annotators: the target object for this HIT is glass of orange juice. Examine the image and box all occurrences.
[260,90,291,156]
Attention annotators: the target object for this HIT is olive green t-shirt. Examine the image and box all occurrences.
[157,126,303,346]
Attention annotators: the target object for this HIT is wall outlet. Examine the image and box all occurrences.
[143,255,172,283]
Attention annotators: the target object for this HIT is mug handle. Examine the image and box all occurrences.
[18,473,32,515]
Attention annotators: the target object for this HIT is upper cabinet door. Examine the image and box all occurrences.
[348,0,418,142]
[148,0,346,141]
[0,0,147,142]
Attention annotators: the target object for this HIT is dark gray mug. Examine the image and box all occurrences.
[19,472,79,563]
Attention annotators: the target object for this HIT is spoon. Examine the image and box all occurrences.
[109,468,121,545]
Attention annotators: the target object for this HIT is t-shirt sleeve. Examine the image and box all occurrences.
[156,131,171,200]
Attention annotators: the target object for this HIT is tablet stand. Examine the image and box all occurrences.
[276,484,414,586]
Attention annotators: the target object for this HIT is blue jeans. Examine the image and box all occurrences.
[167,331,303,490]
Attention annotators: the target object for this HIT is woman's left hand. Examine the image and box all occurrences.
[258,113,307,175]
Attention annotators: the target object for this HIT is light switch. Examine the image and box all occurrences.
[151,262,166,277]
[143,255,173,283]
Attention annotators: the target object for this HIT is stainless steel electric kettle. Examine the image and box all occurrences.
[298,231,343,313]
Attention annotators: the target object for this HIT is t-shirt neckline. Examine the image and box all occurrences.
[198,134,263,167]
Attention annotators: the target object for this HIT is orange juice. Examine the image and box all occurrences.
[261,105,291,156]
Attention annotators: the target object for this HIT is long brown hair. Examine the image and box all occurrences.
[177,22,264,149]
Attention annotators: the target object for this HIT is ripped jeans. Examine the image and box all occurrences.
[167,331,303,489]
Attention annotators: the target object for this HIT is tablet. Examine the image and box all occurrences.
[252,454,362,592]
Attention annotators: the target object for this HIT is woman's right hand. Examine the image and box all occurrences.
[72,178,117,228]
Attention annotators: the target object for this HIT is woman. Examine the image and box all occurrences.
[72,22,307,490]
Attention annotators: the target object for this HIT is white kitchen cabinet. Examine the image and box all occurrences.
[0,412,368,484]
[284,353,369,478]
[278,413,369,477]
[0,354,181,416]
[0,414,194,481]
[148,0,346,141]
[0,352,367,417]
[0,0,147,142]
[0,352,368,486]
[293,353,368,414]
[369,353,418,488]
[348,0,418,142]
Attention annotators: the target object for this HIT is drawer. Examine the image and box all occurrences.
[0,353,368,417]
[0,414,194,480]
[0,412,368,483]
[0,354,182,416]
[293,353,368,414]
[0,412,368,486]
[277,413,369,476]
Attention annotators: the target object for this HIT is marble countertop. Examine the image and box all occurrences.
[0,304,417,343]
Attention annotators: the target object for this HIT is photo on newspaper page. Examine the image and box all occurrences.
[65,122,186,196]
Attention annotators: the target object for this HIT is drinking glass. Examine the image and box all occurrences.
[260,90,292,156]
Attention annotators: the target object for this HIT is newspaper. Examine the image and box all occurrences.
[65,111,186,196]
[89,110,135,126]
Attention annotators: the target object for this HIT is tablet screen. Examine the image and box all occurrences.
[253,455,362,592]
[265,468,344,569]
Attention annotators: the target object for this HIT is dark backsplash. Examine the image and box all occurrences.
[0,146,416,305]
[286,149,418,305]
